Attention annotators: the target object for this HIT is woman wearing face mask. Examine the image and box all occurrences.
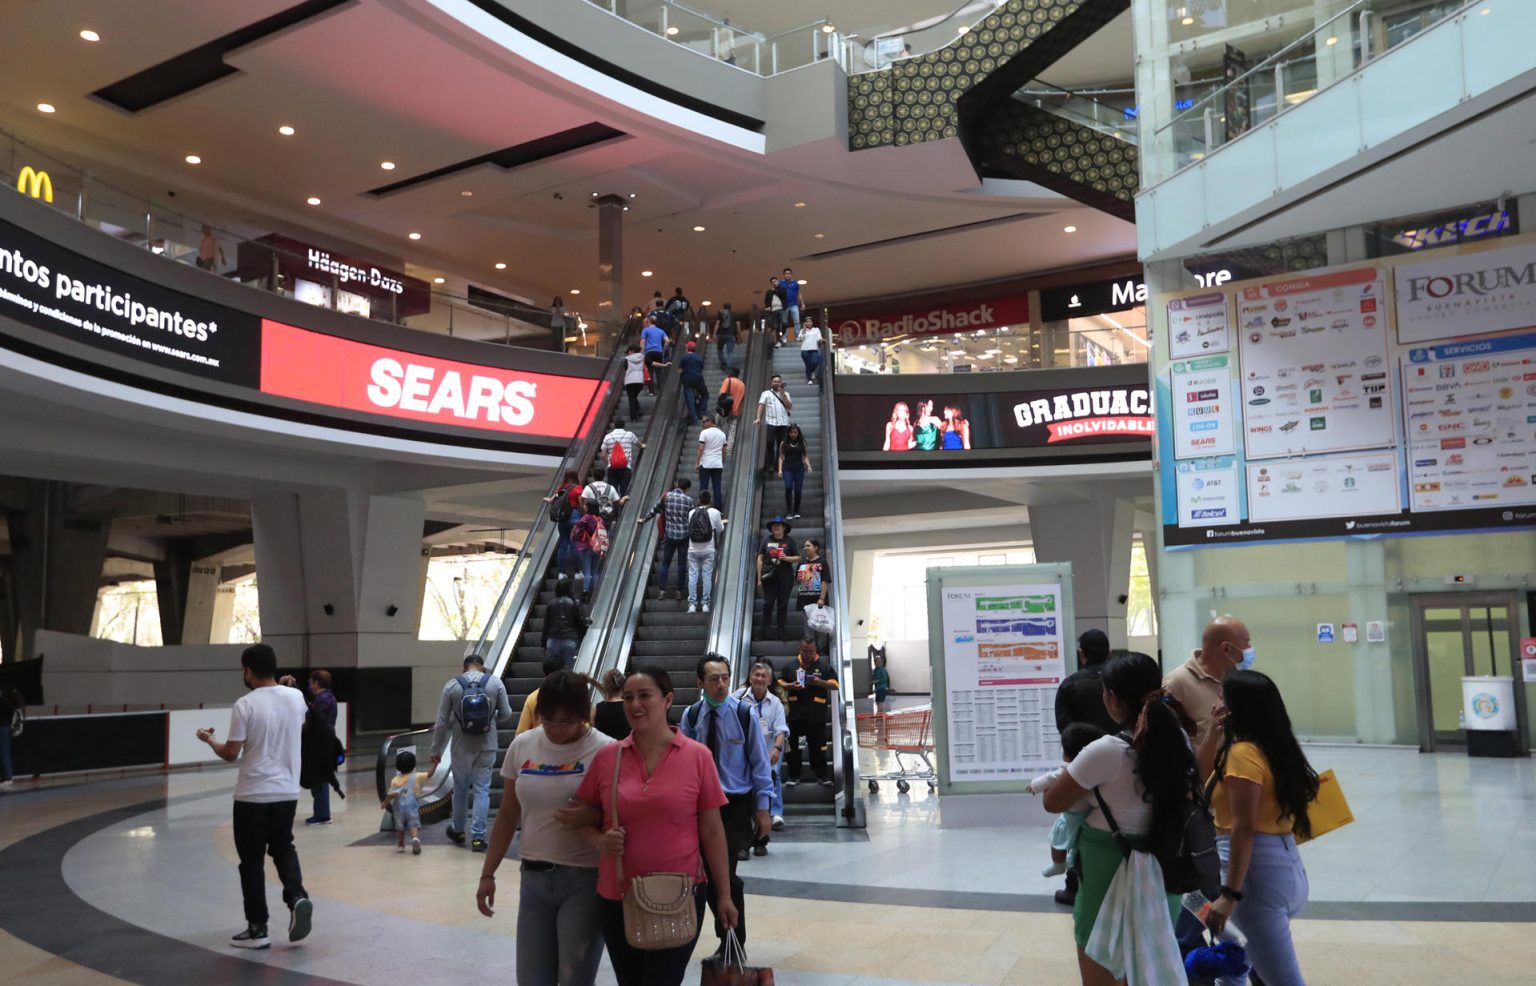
[1199,671,1318,986]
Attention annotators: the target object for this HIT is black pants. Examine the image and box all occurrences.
[709,793,755,945]
[608,465,632,498]
[233,799,307,926]
[761,577,793,637]
[786,712,828,781]
[625,382,644,418]
[599,888,707,986]
[643,351,666,393]
[762,424,787,474]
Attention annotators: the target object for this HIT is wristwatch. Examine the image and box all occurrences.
[1219,885,1244,902]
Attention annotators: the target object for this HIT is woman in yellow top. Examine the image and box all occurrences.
[1199,669,1319,986]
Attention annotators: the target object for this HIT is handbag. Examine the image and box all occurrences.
[1295,769,1354,844]
[611,745,698,950]
[701,929,774,986]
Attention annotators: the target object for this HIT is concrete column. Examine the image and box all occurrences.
[152,540,196,646]
[1028,498,1136,649]
[179,561,224,645]
[1346,540,1396,743]
[209,583,236,644]
[5,481,110,661]
[596,193,625,356]
[251,491,426,668]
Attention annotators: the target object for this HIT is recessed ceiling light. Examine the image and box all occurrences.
[408,232,421,240]
[1324,35,1338,46]
[641,270,653,277]
[623,206,629,211]
[306,196,321,206]
[700,300,711,306]
[794,201,806,208]
[37,103,56,114]
[693,225,706,232]
[821,24,836,34]
[814,232,825,238]
[184,154,202,165]
[1181,16,1194,25]
[629,193,636,198]
[1063,225,1077,233]
[79,29,100,42]
[494,262,507,270]
[666,26,679,35]
[797,279,808,285]
[433,277,445,284]
[278,125,295,136]
[591,192,599,197]
[957,25,969,34]
[380,161,396,170]
[570,289,581,295]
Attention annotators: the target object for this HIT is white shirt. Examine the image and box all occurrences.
[758,388,791,426]
[687,506,724,555]
[227,685,307,802]
[800,326,823,351]
[502,726,615,867]
[697,427,727,468]
[1066,735,1152,834]
[623,351,646,385]
[602,429,639,465]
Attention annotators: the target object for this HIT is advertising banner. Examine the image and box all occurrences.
[1394,240,1536,345]
[1168,291,1231,360]
[828,293,1029,347]
[834,381,1152,452]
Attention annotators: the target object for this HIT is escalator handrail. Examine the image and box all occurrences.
[703,331,770,679]
[575,370,687,678]
[817,323,861,815]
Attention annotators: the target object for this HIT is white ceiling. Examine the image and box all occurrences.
[0,0,1136,315]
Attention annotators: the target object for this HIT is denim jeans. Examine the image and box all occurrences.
[309,783,330,822]
[232,800,306,926]
[698,466,723,507]
[782,466,804,515]
[687,548,716,606]
[578,548,600,594]
[683,381,709,423]
[718,334,736,370]
[801,349,821,383]
[607,465,632,498]
[546,636,580,670]
[1216,833,1309,986]
[450,747,494,841]
[769,763,783,816]
[555,521,576,580]
[517,864,605,986]
[786,304,801,336]
[656,537,688,592]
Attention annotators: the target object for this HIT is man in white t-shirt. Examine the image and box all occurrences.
[754,375,792,477]
[197,643,313,950]
[600,421,642,498]
[696,415,728,508]
[685,490,727,613]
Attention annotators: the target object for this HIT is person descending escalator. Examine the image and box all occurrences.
[755,516,799,641]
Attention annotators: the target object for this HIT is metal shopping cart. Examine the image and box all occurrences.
[856,706,935,793]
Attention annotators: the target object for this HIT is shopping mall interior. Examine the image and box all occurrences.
[2,2,1535,984]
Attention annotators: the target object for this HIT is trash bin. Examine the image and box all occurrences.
[1461,676,1520,757]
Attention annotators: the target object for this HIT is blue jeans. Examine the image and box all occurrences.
[718,334,736,370]
[578,548,600,593]
[656,537,687,592]
[1216,834,1309,986]
[450,747,494,841]
[555,521,576,579]
[783,466,804,515]
[546,636,580,670]
[769,763,783,816]
[517,864,605,986]
[687,549,716,606]
[682,380,708,423]
[801,349,821,383]
[309,783,330,822]
[699,466,723,506]
[787,304,801,335]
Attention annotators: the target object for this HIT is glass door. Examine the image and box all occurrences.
[1410,593,1524,750]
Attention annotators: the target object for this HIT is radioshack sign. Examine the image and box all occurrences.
[832,294,1029,346]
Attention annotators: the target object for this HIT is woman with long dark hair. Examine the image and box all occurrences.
[1202,670,1317,986]
[1044,651,1192,985]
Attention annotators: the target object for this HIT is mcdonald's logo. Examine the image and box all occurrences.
[17,166,53,203]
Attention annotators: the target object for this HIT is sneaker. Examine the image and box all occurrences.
[819,777,834,787]
[1041,860,1067,878]
[446,827,466,846]
[471,838,488,853]
[396,844,405,853]
[702,603,711,613]
[784,776,800,787]
[230,925,270,950]
[735,847,749,862]
[771,815,785,830]
[411,837,421,855]
[687,603,698,613]
[304,817,331,825]
[288,897,312,943]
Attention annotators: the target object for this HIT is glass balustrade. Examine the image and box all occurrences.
[1012,81,1143,145]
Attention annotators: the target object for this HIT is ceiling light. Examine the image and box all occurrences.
[461,190,473,197]
[641,270,653,277]
[306,197,321,206]
[278,125,295,136]
[37,103,55,114]
[380,161,396,170]
[433,277,445,284]
[408,232,422,240]
[797,279,807,285]
[185,154,202,165]
[666,26,679,35]
[1325,36,1338,46]
[623,206,629,211]
[822,24,836,34]
[700,300,711,306]
[814,232,825,239]
[1181,16,1194,25]
[794,201,806,208]
[958,25,969,34]
[494,262,507,270]
[1481,6,1491,13]
[693,225,706,232]
[79,29,100,42]
[570,289,581,295]
[591,192,598,197]
[1063,225,1077,233]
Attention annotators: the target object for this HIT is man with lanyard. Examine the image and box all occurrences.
[681,654,772,955]
[778,639,839,786]
[639,316,670,395]
[735,658,789,848]
[754,374,792,479]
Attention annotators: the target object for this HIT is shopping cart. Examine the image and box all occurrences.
[856,706,935,793]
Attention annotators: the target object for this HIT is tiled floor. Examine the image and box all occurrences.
[2,743,1536,985]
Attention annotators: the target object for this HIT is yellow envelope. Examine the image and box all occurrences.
[1297,768,1353,844]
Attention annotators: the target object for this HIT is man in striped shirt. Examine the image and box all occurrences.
[599,421,642,497]
[639,478,694,600]
[754,375,792,477]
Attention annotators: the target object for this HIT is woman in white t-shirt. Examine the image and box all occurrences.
[1044,651,1196,985]
[622,344,648,419]
[799,317,825,386]
[477,671,615,986]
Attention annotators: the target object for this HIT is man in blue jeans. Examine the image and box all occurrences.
[678,341,709,423]
[430,654,513,852]
[781,267,802,340]
[640,478,694,601]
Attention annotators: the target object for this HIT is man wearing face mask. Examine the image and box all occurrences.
[1164,615,1253,748]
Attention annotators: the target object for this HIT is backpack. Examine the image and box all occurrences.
[649,307,675,332]
[716,390,735,417]
[456,673,494,736]
[588,482,617,518]
[666,296,689,317]
[590,520,610,557]
[608,436,629,470]
[548,487,574,524]
[1093,737,1220,896]
[718,309,735,331]
[571,514,596,548]
[688,507,714,544]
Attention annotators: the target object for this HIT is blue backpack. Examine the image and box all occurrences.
[456,673,494,736]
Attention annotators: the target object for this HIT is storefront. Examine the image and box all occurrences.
[235,234,431,322]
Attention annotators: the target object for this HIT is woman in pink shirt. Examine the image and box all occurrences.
[573,666,736,986]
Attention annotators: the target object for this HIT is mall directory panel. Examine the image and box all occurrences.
[0,196,609,453]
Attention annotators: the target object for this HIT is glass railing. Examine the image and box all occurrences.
[1,125,596,352]
[1145,0,1479,183]
[1013,81,1142,144]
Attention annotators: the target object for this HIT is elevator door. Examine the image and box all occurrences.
[1410,593,1523,751]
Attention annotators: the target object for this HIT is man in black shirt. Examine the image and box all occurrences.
[777,640,838,786]
[1050,627,1118,905]
[756,517,800,641]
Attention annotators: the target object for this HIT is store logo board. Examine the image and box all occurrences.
[260,320,608,442]
[1175,461,1241,528]
[0,215,261,384]
[1395,240,1536,345]
[829,293,1029,346]
[1170,355,1236,459]
[235,234,431,317]
[16,166,54,203]
[1168,291,1230,360]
